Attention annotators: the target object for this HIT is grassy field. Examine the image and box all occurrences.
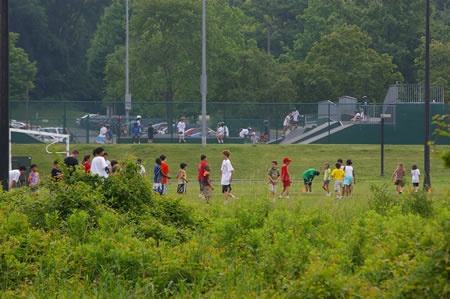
[13,143,450,193]
[2,144,449,296]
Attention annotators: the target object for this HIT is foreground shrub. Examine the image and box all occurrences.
[369,184,434,218]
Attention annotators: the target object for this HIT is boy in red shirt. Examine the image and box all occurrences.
[160,154,170,195]
[198,155,207,199]
[279,157,292,199]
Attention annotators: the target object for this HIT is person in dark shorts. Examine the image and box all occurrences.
[410,164,421,192]
[391,162,406,194]
[198,155,207,199]
[177,163,189,194]
[51,161,63,181]
[302,168,320,193]
[147,122,154,143]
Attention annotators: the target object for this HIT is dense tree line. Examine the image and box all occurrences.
[9,0,450,103]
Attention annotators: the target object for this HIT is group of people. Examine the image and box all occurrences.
[266,158,355,200]
[282,107,301,137]
[152,150,237,205]
[7,148,423,200]
[7,148,147,192]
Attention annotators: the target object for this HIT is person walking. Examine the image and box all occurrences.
[221,150,236,204]
[292,108,300,129]
[282,113,291,137]
[64,149,80,173]
[177,117,186,143]
[198,155,208,199]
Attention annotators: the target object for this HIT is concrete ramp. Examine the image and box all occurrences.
[299,123,354,144]
[280,122,340,144]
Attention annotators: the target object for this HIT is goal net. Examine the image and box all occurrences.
[9,128,70,171]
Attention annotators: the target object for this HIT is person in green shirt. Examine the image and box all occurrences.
[302,168,320,193]
[322,162,332,196]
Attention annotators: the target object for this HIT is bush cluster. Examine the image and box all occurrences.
[0,169,447,297]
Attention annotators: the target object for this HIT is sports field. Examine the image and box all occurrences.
[13,143,450,196]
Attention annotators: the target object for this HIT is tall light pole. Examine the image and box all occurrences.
[424,0,431,190]
[0,0,9,191]
[125,0,131,123]
[201,0,207,147]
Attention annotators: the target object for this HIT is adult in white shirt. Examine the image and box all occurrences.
[282,113,291,137]
[411,165,421,192]
[216,123,225,144]
[91,147,109,178]
[239,128,250,138]
[291,108,300,128]
[221,150,236,204]
[9,166,27,190]
[177,117,186,143]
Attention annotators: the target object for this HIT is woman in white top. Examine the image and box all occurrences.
[91,147,109,178]
[411,164,421,192]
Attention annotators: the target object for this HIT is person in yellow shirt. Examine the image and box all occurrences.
[331,162,345,199]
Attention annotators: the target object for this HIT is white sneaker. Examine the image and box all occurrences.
[326,193,331,197]
[231,195,236,199]
[286,196,290,199]
[279,195,282,199]
[223,200,228,205]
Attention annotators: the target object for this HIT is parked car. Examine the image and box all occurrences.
[184,127,216,137]
[38,127,66,143]
[10,120,27,129]
[189,129,216,138]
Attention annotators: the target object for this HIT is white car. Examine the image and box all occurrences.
[38,127,66,143]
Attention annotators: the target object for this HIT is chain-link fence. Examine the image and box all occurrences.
[10,100,397,144]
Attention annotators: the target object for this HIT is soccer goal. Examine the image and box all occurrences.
[9,128,70,171]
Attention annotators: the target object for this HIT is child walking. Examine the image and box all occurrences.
[279,158,292,199]
[152,158,163,195]
[160,155,170,195]
[331,162,345,199]
[28,164,40,194]
[177,163,189,194]
[267,160,280,200]
[391,162,406,194]
[202,164,214,204]
[343,160,356,198]
[221,150,236,204]
[411,164,421,192]
[322,162,331,196]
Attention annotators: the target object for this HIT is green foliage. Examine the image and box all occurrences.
[8,33,37,101]
[299,24,403,102]
[415,40,450,101]
[0,176,448,296]
[369,184,434,218]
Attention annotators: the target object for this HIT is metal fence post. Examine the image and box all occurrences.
[63,102,67,131]
[170,102,174,142]
[86,114,90,144]
[328,103,331,144]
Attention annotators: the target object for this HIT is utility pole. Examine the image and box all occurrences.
[125,0,131,124]
[0,0,9,191]
[424,0,431,190]
[201,0,207,147]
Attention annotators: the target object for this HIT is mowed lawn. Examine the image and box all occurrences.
[12,144,450,207]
